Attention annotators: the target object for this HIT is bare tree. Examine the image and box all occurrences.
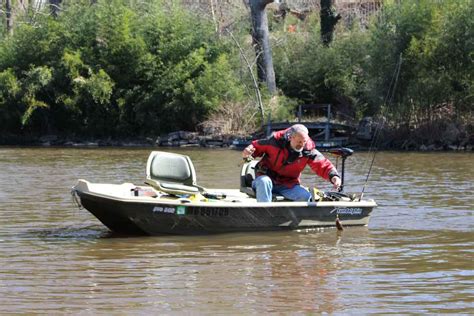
[320,0,340,45]
[3,0,33,35]
[5,0,13,34]
[49,0,62,17]
[249,0,276,94]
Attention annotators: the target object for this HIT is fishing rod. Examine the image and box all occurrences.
[360,53,403,199]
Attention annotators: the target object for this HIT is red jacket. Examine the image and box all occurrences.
[251,128,339,187]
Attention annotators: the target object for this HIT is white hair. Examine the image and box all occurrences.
[289,124,309,136]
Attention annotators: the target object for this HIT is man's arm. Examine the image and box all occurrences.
[307,149,341,190]
[242,138,272,159]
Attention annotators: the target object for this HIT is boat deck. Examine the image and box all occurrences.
[73,180,376,208]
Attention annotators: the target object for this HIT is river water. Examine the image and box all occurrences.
[0,147,472,314]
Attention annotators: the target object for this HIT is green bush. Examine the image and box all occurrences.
[0,0,247,137]
[273,0,472,126]
[273,17,370,119]
[0,68,21,132]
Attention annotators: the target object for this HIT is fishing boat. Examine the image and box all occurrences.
[71,149,377,235]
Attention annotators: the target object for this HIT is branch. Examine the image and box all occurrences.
[209,0,219,34]
[225,28,265,121]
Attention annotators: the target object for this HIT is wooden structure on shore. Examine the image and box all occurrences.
[263,104,356,149]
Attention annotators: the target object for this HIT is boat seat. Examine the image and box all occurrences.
[240,160,286,201]
[145,151,205,196]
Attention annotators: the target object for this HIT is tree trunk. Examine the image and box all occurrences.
[249,0,276,95]
[320,0,341,45]
[49,0,62,17]
[5,0,13,35]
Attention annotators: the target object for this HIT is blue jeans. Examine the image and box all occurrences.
[252,175,311,202]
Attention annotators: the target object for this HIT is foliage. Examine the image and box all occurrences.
[363,0,442,120]
[407,0,474,115]
[273,0,472,128]
[0,68,21,132]
[201,100,259,136]
[362,0,473,126]
[266,94,300,122]
[0,0,472,143]
[0,0,247,137]
[273,16,370,119]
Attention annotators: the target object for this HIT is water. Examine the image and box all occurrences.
[0,147,473,313]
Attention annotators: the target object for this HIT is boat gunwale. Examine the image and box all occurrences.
[73,185,378,209]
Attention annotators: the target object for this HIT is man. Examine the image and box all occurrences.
[242,124,341,202]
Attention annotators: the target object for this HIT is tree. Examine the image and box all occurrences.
[249,0,276,94]
[320,0,341,45]
[5,0,13,35]
[49,0,62,17]
[3,0,32,35]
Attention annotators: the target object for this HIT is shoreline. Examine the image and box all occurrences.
[0,135,472,152]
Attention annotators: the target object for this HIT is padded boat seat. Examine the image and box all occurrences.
[240,159,286,201]
[145,179,200,194]
[145,151,204,196]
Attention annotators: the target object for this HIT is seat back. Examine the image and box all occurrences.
[240,160,258,197]
[145,151,201,195]
[239,159,287,201]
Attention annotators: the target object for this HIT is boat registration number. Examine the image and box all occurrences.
[152,206,186,215]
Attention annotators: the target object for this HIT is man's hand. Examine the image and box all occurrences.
[331,176,341,190]
[242,144,255,159]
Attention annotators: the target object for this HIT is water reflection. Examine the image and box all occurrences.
[21,229,374,314]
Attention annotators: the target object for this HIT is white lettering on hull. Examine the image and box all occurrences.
[330,207,363,215]
[153,206,176,214]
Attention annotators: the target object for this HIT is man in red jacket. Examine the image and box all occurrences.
[242,124,341,202]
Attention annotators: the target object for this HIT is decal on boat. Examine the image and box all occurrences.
[153,206,176,214]
[330,207,363,215]
[176,206,186,215]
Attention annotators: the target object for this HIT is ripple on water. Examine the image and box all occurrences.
[0,148,473,313]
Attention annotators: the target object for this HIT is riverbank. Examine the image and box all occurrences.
[0,132,245,149]
[1,131,472,151]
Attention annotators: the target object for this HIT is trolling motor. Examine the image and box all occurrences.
[328,147,353,192]
[311,147,354,203]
